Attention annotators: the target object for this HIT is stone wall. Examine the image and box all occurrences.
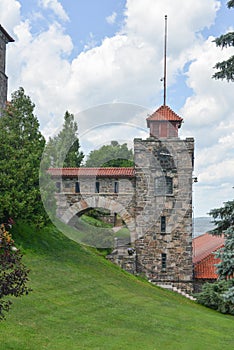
[0,32,7,112]
[134,137,194,292]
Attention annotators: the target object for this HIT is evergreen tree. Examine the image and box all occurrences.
[0,87,47,225]
[85,141,134,167]
[209,200,234,280]
[196,199,234,315]
[213,1,234,81]
[47,111,84,168]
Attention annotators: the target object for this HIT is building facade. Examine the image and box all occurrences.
[0,25,14,113]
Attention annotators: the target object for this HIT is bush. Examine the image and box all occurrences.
[195,279,234,315]
[0,223,31,320]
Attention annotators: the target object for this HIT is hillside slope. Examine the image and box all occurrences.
[0,222,233,350]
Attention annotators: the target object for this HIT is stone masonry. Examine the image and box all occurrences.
[0,25,14,113]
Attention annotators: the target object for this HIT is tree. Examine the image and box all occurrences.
[85,141,134,167]
[213,1,234,81]
[209,200,234,280]
[0,87,47,225]
[0,223,31,320]
[196,199,234,314]
[46,111,84,167]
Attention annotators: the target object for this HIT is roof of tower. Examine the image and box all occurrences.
[146,105,183,123]
[0,24,14,42]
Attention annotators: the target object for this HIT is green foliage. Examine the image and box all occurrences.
[85,140,134,167]
[197,199,234,315]
[0,224,31,320]
[1,222,234,349]
[213,2,234,81]
[46,111,84,167]
[209,200,234,279]
[196,279,234,315]
[0,87,48,225]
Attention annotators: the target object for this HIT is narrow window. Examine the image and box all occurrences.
[161,216,166,233]
[95,181,100,193]
[114,181,119,193]
[75,181,80,193]
[161,253,167,269]
[165,176,173,194]
[55,182,61,193]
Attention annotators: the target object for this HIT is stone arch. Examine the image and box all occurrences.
[60,196,136,242]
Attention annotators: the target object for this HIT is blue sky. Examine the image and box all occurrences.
[0,0,234,217]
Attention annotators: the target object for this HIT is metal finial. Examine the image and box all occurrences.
[163,15,168,106]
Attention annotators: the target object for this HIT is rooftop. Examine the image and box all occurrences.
[193,232,224,264]
[48,167,135,178]
[146,105,183,123]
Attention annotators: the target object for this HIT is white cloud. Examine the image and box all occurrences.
[38,0,69,22]
[2,0,234,216]
[0,0,21,35]
[106,12,117,25]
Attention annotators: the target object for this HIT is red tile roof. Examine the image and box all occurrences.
[48,167,135,178]
[146,105,183,123]
[193,233,225,279]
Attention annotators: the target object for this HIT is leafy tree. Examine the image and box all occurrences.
[46,111,84,167]
[0,223,31,320]
[0,87,47,225]
[213,1,234,81]
[85,141,134,167]
[196,199,234,314]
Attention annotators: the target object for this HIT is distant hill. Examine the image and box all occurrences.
[193,217,215,237]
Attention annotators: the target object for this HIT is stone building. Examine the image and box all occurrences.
[0,25,14,113]
[48,105,195,293]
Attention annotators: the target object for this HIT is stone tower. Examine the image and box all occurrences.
[134,105,194,293]
[0,25,14,113]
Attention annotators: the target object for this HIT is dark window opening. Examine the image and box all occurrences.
[75,181,80,193]
[95,181,100,193]
[114,181,119,193]
[161,216,166,233]
[161,253,167,269]
[55,182,61,193]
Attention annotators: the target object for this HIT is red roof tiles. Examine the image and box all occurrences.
[146,105,183,123]
[48,167,135,178]
[193,233,225,279]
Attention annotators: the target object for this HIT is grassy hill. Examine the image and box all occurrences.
[0,222,233,350]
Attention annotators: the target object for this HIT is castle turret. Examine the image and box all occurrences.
[0,24,14,113]
[146,105,183,138]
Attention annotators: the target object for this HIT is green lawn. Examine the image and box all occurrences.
[0,222,233,350]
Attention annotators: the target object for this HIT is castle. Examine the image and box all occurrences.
[1,24,195,293]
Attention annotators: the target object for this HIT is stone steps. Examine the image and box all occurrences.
[149,281,196,301]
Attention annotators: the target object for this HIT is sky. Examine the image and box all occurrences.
[0,0,234,217]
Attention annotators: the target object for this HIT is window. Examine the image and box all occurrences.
[95,181,100,193]
[114,181,119,193]
[161,216,166,233]
[75,181,80,193]
[161,253,167,269]
[155,176,173,195]
[165,177,173,194]
[55,182,61,193]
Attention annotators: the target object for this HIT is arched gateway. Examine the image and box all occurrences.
[48,105,195,294]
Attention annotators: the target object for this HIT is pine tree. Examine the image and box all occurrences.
[47,111,84,167]
[0,87,47,225]
[213,1,234,81]
[209,200,234,279]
